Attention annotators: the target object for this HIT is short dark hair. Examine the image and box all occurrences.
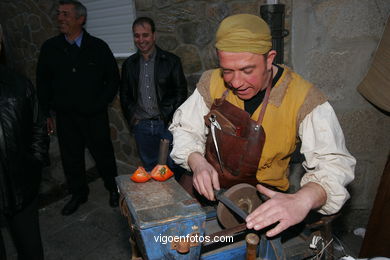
[132,17,155,33]
[59,0,87,20]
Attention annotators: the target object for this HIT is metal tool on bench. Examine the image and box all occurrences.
[202,184,263,259]
[215,183,263,229]
[214,189,248,220]
[149,139,174,181]
[158,139,170,165]
[202,183,263,248]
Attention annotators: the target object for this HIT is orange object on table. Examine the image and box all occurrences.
[150,165,173,181]
[130,166,151,183]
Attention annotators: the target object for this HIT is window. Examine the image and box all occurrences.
[80,0,136,58]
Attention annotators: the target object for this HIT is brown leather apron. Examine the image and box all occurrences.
[204,83,271,188]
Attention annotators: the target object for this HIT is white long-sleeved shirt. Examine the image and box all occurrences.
[169,89,355,215]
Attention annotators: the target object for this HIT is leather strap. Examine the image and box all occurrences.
[256,68,273,125]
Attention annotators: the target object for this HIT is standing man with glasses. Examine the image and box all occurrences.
[120,17,187,178]
[37,0,120,216]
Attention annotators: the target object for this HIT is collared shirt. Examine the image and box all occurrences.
[65,31,83,47]
[135,50,160,120]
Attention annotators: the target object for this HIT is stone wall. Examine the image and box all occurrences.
[0,0,141,189]
[0,0,292,190]
[1,0,388,232]
[0,0,57,78]
[135,0,292,93]
[292,0,390,231]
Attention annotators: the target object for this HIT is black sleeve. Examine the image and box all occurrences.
[172,56,188,110]
[119,60,133,125]
[27,79,50,167]
[101,42,120,104]
[36,42,52,118]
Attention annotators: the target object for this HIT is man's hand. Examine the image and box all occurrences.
[246,183,327,237]
[47,117,55,135]
[188,152,220,200]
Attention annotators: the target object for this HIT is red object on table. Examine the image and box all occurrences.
[130,166,151,183]
[150,165,174,181]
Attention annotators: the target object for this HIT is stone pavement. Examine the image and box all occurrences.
[3,163,135,260]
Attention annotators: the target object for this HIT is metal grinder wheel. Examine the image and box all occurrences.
[216,183,262,229]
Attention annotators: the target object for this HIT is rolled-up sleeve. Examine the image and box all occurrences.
[169,89,210,170]
[299,102,356,215]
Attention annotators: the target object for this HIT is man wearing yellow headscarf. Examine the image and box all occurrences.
[169,14,355,258]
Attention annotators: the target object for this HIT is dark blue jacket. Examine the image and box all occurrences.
[36,31,120,117]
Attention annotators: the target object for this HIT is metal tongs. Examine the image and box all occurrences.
[209,114,224,173]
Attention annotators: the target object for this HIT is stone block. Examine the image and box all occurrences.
[108,109,124,132]
[175,44,202,74]
[348,159,371,209]
[206,2,229,23]
[28,14,41,32]
[337,108,390,213]
[110,96,121,110]
[37,0,56,15]
[155,13,177,33]
[118,131,133,145]
[122,143,134,157]
[113,140,122,154]
[155,2,205,33]
[334,208,370,233]
[230,1,260,15]
[186,73,202,94]
[300,49,371,103]
[156,34,178,51]
[135,0,153,11]
[177,21,215,46]
[43,215,111,259]
[314,0,388,41]
[110,126,118,141]
[83,207,128,237]
[82,234,132,260]
[155,0,175,9]
[12,13,26,31]
[200,43,218,70]
[338,108,390,159]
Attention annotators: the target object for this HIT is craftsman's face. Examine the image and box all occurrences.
[218,50,276,100]
[57,4,84,36]
[133,23,156,56]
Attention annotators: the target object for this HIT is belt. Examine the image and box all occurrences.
[134,117,162,124]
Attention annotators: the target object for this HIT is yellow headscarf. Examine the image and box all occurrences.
[215,14,272,54]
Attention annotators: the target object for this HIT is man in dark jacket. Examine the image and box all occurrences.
[120,17,187,177]
[0,25,49,260]
[36,0,120,216]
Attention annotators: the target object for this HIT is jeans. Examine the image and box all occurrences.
[133,119,184,180]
